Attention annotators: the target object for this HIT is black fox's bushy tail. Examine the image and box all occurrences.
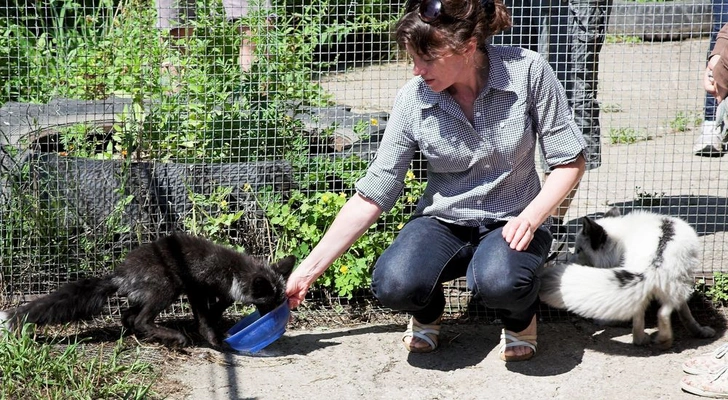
[3,276,118,330]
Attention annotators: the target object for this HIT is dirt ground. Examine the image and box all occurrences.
[168,315,725,400]
[164,39,728,399]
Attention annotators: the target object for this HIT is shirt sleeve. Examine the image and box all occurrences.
[529,57,588,168]
[355,83,419,212]
[711,23,728,60]
[711,23,728,102]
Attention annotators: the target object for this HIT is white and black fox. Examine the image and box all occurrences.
[0,234,295,348]
[539,208,715,349]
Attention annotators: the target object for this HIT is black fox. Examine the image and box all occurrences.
[0,234,296,348]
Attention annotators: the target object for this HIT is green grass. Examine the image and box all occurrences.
[668,110,702,132]
[607,127,651,144]
[600,103,624,113]
[605,34,643,44]
[0,324,159,399]
[697,271,728,306]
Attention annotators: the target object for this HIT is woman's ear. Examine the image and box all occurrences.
[466,38,478,55]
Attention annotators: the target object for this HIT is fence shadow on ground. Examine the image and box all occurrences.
[562,195,728,239]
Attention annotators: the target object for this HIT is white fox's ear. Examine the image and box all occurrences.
[582,217,608,250]
[604,207,621,218]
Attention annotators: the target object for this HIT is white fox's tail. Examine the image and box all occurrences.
[539,263,649,321]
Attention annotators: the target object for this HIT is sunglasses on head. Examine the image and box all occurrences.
[407,0,495,24]
[406,0,449,23]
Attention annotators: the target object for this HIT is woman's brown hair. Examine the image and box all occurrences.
[395,0,512,59]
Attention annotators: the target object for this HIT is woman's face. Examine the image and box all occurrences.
[406,44,470,93]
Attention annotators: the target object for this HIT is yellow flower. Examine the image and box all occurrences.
[339,192,347,198]
[370,118,379,126]
[243,183,252,192]
[220,200,228,208]
[321,194,330,203]
[339,265,349,274]
[406,170,415,180]
[397,223,404,230]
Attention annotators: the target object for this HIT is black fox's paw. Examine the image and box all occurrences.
[206,336,223,349]
[198,326,223,349]
[155,333,192,348]
[695,325,717,338]
[169,337,192,348]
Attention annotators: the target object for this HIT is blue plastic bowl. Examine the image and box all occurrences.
[224,301,290,353]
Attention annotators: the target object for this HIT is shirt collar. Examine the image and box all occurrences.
[485,45,515,93]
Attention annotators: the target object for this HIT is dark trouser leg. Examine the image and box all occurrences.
[371,217,474,324]
[569,0,611,170]
[466,225,551,332]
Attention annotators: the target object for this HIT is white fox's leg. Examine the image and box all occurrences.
[631,311,650,346]
[653,303,675,349]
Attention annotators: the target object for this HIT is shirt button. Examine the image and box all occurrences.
[499,122,505,128]
[476,112,482,117]
[450,136,457,142]
[476,200,483,205]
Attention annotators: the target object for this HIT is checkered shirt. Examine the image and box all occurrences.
[355,45,587,226]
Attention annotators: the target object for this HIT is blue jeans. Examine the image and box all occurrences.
[371,216,552,332]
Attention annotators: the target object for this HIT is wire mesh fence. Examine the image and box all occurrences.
[0,0,726,324]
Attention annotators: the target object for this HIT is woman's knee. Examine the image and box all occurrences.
[371,263,402,304]
[372,254,445,311]
[371,216,461,310]
[371,261,420,309]
[469,226,549,309]
[469,258,542,310]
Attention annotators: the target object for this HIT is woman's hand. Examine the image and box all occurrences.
[502,216,536,251]
[705,55,722,102]
[286,269,312,309]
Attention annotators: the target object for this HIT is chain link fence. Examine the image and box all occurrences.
[0,0,725,324]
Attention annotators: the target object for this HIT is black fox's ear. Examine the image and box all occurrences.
[582,216,608,250]
[272,255,296,278]
[604,207,621,218]
[251,277,275,299]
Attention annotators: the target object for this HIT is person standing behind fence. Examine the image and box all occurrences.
[705,23,728,103]
[491,0,611,255]
[285,0,587,361]
[156,0,269,76]
[693,0,728,157]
